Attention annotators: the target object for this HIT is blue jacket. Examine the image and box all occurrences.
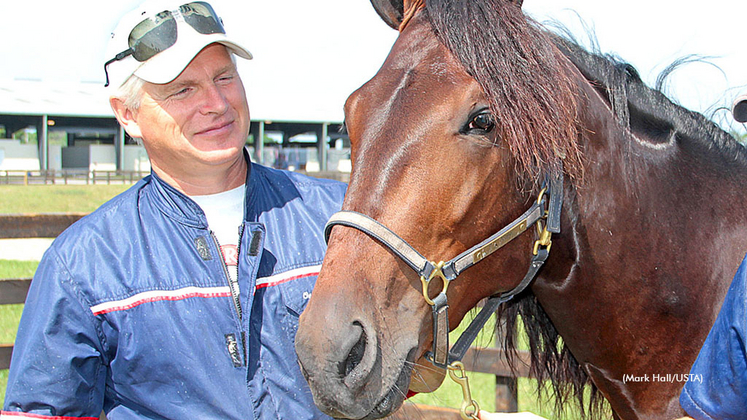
[680,252,747,419]
[2,162,346,420]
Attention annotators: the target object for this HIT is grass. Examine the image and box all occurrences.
[0,185,131,213]
[409,313,501,411]
[0,260,39,279]
[0,264,586,418]
[0,266,592,418]
[1,260,37,402]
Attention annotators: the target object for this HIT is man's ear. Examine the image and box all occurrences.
[110,97,143,140]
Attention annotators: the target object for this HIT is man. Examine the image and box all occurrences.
[1,1,345,419]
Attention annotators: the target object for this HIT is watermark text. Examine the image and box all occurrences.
[622,373,703,384]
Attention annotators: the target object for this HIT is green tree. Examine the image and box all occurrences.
[12,128,37,145]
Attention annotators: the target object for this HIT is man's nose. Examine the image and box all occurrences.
[200,83,230,115]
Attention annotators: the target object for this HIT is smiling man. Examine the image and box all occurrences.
[1,1,345,419]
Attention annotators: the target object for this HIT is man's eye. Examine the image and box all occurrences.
[170,87,191,98]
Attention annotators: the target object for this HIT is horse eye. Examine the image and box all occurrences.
[467,112,495,133]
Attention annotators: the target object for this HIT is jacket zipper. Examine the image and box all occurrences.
[236,224,252,365]
[236,224,245,297]
[211,231,243,321]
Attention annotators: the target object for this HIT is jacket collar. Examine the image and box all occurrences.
[145,152,252,228]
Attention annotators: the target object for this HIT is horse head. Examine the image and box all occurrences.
[296,0,583,418]
[296,0,747,418]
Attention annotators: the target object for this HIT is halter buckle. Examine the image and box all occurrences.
[533,221,553,255]
[532,187,553,255]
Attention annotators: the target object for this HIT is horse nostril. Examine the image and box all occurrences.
[340,321,367,378]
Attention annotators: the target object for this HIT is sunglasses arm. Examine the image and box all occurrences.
[104,48,135,87]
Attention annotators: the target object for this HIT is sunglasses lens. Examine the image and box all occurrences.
[128,11,178,61]
[180,2,225,35]
[122,2,225,63]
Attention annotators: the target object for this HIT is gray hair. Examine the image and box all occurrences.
[110,75,146,145]
[114,74,146,111]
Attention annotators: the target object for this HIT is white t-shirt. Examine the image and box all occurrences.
[189,185,245,286]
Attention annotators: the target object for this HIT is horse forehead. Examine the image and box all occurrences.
[358,24,474,113]
[368,12,457,80]
[345,12,479,140]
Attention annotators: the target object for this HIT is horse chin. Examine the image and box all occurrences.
[407,354,446,393]
[354,348,419,420]
[364,367,411,419]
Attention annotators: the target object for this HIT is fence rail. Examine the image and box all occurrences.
[0,213,529,416]
[0,170,149,185]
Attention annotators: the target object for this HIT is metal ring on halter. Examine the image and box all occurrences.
[420,261,449,306]
[536,186,548,205]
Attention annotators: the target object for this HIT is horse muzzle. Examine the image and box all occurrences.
[296,299,419,419]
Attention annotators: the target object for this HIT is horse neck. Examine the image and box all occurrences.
[568,67,747,269]
[530,65,747,418]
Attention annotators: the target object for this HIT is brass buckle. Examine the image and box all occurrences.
[533,187,552,255]
[533,220,552,255]
[420,261,449,306]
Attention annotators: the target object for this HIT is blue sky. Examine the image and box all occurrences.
[1,0,744,130]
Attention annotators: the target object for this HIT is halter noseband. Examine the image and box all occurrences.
[323,176,562,418]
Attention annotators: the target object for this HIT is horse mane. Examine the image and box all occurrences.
[552,35,747,167]
[424,0,585,184]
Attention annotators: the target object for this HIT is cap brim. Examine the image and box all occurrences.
[133,31,252,85]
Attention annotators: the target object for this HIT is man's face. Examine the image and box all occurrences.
[133,44,250,179]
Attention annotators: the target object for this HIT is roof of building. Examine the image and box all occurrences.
[0,73,352,124]
[0,79,113,118]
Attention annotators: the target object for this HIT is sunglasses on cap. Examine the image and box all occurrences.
[104,1,225,87]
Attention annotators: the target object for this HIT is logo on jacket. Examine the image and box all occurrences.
[221,245,238,266]
[194,236,212,261]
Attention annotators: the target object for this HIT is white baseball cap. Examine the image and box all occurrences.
[733,94,747,123]
[104,0,252,90]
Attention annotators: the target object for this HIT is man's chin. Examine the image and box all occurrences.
[193,144,247,165]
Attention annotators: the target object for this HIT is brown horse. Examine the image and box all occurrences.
[295,0,747,418]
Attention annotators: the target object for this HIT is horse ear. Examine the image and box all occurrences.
[370,0,404,29]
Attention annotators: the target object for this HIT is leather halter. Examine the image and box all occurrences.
[324,176,563,370]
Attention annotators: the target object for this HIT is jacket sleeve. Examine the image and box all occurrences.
[680,254,747,420]
[2,248,105,420]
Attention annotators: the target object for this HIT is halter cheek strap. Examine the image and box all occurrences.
[323,175,563,369]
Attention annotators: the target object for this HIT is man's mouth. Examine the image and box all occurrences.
[195,120,234,136]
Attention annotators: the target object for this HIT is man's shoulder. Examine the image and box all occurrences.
[252,164,347,201]
[53,178,150,247]
[255,163,345,187]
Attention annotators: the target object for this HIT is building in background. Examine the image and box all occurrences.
[0,80,351,179]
